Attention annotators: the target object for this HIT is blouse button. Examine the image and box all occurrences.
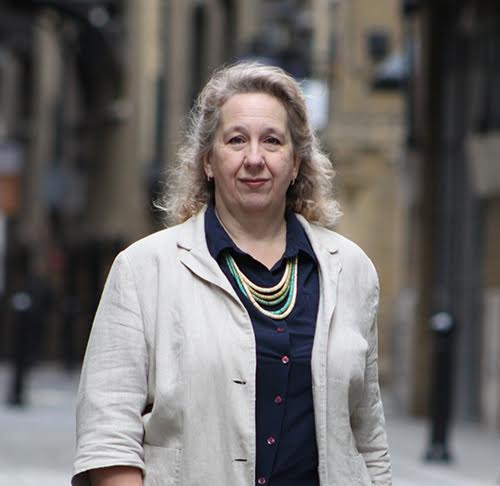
[257,478,267,485]
[276,326,285,333]
[267,436,276,445]
[281,355,290,365]
[274,395,283,404]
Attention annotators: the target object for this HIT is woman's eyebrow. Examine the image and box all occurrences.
[221,125,288,139]
[261,127,286,138]
[222,125,248,136]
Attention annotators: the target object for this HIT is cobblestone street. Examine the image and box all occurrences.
[1,365,499,486]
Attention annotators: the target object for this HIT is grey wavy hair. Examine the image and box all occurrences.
[157,61,341,228]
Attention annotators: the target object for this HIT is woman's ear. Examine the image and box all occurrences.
[293,154,301,179]
[203,153,214,180]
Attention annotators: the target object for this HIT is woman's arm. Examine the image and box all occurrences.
[72,253,149,485]
[89,466,143,486]
[351,280,392,484]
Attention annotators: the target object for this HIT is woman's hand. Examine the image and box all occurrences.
[89,466,143,486]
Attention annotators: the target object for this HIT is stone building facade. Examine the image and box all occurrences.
[323,0,406,382]
[394,0,500,431]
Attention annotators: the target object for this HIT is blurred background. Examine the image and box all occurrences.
[0,0,499,485]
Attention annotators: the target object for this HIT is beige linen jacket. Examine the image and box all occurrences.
[72,208,392,486]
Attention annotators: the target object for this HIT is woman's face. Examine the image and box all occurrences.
[204,92,299,219]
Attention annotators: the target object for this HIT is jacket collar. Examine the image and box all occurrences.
[204,202,318,263]
[176,206,340,256]
[175,206,342,306]
[293,214,342,478]
[176,207,237,299]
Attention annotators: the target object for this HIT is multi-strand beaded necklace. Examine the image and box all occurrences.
[225,252,298,320]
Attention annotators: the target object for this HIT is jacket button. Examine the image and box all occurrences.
[257,478,266,485]
[274,395,283,404]
[267,436,276,445]
[281,355,290,364]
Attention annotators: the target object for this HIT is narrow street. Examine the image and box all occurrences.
[0,365,77,486]
[0,365,499,486]
[386,416,500,486]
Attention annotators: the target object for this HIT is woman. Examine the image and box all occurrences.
[73,62,392,486]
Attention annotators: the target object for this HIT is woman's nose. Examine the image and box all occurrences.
[243,142,264,168]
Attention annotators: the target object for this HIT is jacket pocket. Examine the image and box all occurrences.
[143,444,182,486]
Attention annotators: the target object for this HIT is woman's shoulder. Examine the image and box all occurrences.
[124,212,202,257]
[306,221,379,282]
[119,226,177,262]
[115,216,198,274]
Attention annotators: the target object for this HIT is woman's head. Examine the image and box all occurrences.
[159,62,341,227]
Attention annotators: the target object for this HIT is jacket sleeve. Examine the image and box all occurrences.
[72,252,149,486]
[350,282,392,485]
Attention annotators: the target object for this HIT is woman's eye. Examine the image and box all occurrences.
[228,136,245,145]
[265,137,281,145]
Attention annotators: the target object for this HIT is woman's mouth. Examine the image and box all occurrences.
[240,178,269,189]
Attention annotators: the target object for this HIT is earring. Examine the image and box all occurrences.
[291,178,296,186]
[207,175,213,182]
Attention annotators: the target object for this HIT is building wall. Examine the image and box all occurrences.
[483,198,500,289]
[327,0,405,381]
[18,10,60,250]
[399,0,500,426]
[84,0,153,242]
[481,196,500,429]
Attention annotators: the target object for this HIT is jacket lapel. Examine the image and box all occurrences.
[295,215,342,377]
[176,208,241,303]
[296,215,342,484]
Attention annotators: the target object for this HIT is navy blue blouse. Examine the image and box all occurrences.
[205,204,320,486]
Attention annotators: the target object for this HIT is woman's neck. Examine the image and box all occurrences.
[214,204,287,270]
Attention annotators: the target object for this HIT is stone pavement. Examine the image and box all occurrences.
[0,365,78,486]
[386,416,500,486]
[0,364,499,486]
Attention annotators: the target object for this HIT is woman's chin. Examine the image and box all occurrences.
[237,197,275,214]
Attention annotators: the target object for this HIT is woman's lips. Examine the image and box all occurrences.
[240,178,269,189]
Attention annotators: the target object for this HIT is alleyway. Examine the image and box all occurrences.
[0,365,499,486]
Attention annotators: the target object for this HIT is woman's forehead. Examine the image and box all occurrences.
[218,92,289,130]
